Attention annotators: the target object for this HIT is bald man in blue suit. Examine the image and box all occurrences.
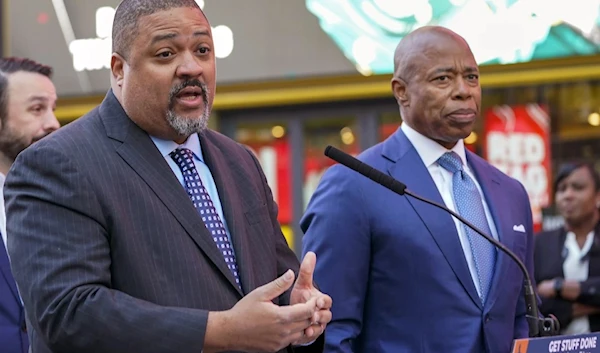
[301,26,536,353]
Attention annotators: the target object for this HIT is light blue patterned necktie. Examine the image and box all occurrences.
[437,152,496,303]
[170,148,242,290]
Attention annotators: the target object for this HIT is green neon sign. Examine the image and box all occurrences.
[307,0,600,75]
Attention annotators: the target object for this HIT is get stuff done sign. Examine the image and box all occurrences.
[512,334,600,353]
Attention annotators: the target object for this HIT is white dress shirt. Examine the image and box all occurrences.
[562,231,594,335]
[401,123,499,297]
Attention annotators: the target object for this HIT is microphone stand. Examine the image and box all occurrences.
[404,190,559,337]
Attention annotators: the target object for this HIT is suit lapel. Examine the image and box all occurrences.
[383,130,481,309]
[99,91,243,296]
[467,153,515,309]
[0,243,20,303]
[200,132,257,294]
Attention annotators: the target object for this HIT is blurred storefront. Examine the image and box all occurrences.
[6,0,600,252]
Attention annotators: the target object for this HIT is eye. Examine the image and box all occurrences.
[435,76,450,82]
[467,74,479,80]
[30,105,44,114]
[197,46,211,55]
[157,51,174,58]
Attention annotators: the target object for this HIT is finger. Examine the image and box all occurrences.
[314,308,332,325]
[296,252,317,288]
[289,319,313,333]
[279,298,318,323]
[253,269,295,301]
[289,330,308,347]
[316,293,332,309]
[286,319,314,346]
[295,323,323,346]
[306,323,324,338]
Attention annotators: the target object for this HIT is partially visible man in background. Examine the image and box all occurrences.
[0,57,60,353]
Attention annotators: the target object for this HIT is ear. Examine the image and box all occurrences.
[111,53,126,87]
[391,77,410,108]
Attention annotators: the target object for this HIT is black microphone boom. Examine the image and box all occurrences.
[323,145,558,337]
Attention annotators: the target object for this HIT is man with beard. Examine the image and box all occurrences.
[0,57,59,353]
[3,1,331,353]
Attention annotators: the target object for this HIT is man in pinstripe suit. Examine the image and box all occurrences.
[3,1,331,352]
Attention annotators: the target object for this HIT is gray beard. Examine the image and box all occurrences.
[166,80,211,137]
[166,105,209,137]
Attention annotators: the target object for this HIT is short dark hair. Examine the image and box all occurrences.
[0,57,53,124]
[554,162,600,193]
[112,0,203,59]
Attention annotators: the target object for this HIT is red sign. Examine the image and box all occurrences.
[484,104,552,233]
[244,139,292,224]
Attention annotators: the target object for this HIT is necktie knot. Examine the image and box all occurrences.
[437,152,463,174]
[169,148,195,168]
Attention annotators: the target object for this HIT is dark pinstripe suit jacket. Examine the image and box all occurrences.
[4,90,323,353]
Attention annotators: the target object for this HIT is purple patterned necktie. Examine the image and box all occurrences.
[169,148,241,290]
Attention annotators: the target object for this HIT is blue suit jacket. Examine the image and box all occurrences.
[301,128,535,353]
[0,242,28,353]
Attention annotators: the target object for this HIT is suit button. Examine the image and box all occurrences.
[485,315,491,323]
[21,321,27,332]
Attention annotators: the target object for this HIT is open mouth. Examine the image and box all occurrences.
[174,87,205,108]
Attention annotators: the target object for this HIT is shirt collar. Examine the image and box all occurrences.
[149,133,204,162]
[400,122,467,168]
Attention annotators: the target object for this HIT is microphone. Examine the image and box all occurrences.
[324,145,559,338]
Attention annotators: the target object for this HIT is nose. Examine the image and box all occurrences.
[43,111,60,133]
[175,51,204,78]
[452,77,472,100]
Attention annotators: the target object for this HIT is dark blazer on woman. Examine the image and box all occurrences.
[534,221,600,332]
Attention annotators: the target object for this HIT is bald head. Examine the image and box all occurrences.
[390,26,481,149]
[393,26,472,82]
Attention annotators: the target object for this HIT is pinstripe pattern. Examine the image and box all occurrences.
[4,91,319,353]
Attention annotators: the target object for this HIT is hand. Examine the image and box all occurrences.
[561,280,581,301]
[206,270,318,353]
[538,279,581,300]
[538,280,557,299]
[290,252,333,345]
[573,303,600,318]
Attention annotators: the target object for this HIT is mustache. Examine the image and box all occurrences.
[168,80,209,108]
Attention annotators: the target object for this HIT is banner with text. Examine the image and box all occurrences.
[513,333,600,353]
[484,104,552,233]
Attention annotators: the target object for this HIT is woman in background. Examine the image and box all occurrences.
[535,162,600,334]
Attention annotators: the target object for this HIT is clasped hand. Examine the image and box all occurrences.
[223,251,332,352]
